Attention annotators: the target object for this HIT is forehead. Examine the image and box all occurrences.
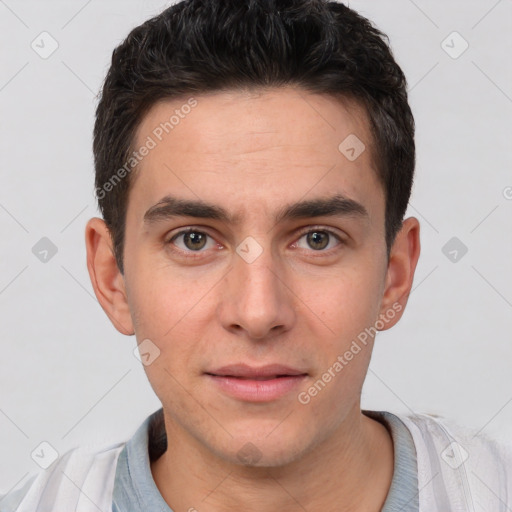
[128,86,383,223]
[134,87,374,160]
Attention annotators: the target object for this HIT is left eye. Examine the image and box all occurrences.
[170,230,216,251]
[295,230,341,251]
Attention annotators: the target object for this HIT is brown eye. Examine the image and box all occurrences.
[295,229,342,252]
[306,231,330,250]
[183,232,207,250]
[169,230,215,252]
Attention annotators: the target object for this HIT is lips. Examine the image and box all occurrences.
[205,363,308,402]
[206,363,308,379]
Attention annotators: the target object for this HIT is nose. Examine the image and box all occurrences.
[217,245,296,341]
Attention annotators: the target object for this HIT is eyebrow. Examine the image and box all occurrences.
[143,193,369,226]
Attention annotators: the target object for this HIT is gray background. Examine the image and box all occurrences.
[1,0,511,492]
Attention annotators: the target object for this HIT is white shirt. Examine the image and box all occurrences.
[2,409,511,511]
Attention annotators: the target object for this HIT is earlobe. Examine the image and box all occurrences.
[378,217,421,330]
[85,217,135,335]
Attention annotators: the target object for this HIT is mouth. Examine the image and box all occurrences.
[206,363,308,378]
[206,375,297,380]
[205,363,308,402]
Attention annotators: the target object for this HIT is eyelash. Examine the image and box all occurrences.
[165,226,345,258]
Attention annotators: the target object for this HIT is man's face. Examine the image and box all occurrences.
[121,87,392,465]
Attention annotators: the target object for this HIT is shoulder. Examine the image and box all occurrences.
[1,441,126,512]
[396,411,512,510]
[399,411,512,467]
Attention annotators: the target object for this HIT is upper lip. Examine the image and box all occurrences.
[206,363,308,378]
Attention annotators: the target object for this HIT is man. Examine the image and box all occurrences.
[2,0,511,511]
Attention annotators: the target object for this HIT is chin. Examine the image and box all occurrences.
[219,429,313,469]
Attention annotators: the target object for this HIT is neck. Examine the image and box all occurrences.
[151,406,394,512]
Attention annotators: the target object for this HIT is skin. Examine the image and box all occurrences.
[85,86,420,511]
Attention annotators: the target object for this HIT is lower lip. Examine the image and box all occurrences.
[206,374,307,402]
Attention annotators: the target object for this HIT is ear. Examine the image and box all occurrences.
[85,217,134,335]
[377,216,421,330]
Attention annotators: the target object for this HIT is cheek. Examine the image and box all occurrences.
[126,264,220,385]
[126,256,214,335]
[299,265,383,342]
[295,272,382,416]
